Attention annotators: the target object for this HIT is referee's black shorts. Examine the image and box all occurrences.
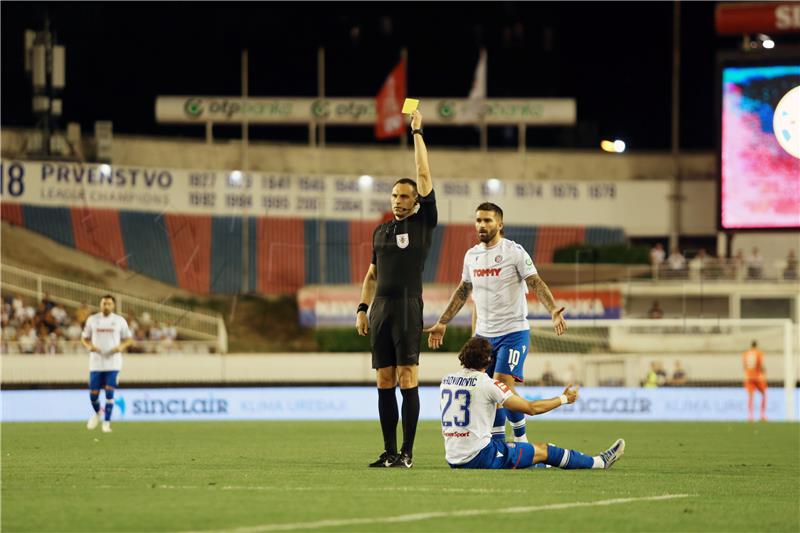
[368,297,423,369]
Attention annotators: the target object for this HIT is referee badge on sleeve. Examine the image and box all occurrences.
[396,233,410,249]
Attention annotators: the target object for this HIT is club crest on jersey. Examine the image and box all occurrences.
[495,255,503,263]
[396,233,409,249]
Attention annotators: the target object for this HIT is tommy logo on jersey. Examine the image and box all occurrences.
[473,268,502,277]
[396,233,409,249]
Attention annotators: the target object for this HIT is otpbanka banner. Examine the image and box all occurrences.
[298,285,621,327]
[1,159,670,232]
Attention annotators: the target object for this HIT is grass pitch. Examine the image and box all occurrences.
[2,421,798,532]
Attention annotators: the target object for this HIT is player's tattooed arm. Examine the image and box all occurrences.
[439,281,472,325]
[425,281,472,349]
[526,275,567,336]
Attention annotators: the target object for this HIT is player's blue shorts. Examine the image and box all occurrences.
[478,329,530,382]
[89,371,119,390]
[449,439,536,469]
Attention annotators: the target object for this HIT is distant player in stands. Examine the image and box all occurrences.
[743,340,767,421]
[441,337,624,470]
[81,295,133,433]
[425,202,565,443]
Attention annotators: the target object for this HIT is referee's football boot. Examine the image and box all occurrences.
[599,438,626,469]
[368,451,397,468]
[390,451,413,468]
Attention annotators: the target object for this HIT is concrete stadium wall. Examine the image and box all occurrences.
[2,352,794,387]
[1,128,715,182]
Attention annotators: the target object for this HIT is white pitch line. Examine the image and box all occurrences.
[152,484,526,495]
[179,493,691,533]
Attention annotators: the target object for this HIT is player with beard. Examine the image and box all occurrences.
[82,294,133,433]
[425,202,565,444]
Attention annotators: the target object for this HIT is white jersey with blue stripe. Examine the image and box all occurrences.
[440,369,513,465]
[462,238,538,337]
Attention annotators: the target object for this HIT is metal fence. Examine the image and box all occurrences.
[0,264,227,353]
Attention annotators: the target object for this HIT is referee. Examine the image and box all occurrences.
[356,109,436,468]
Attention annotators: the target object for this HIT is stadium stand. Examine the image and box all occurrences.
[2,205,627,294]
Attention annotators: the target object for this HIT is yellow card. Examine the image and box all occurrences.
[402,98,419,114]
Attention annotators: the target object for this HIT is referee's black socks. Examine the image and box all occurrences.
[400,386,420,457]
[377,387,399,455]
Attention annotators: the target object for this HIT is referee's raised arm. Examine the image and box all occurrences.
[411,110,432,197]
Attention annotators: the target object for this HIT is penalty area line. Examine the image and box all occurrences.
[180,493,692,533]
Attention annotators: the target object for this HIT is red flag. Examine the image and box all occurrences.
[375,58,406,139]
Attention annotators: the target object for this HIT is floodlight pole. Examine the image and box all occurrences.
[241,49,250,293]
[668,0,682,254]
[401,48,408,150]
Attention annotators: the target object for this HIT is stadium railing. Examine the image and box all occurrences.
[1,339,218,355]
[0,264,228,353]
[527,318,798,420]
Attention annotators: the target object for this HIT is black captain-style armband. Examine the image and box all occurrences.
[357,303,369,315]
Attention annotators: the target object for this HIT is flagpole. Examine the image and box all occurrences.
[400,47,408,150]
[478,48,488,153]
[318,47,326,149]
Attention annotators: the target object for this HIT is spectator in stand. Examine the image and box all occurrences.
[670,361,688,386]
[540,362,559,386]
[41,293,56,313]
[650,243,666,279]
[11,294,24,317]
[18,323,37,354]
[22,302,36,322]
[163,321,178,352]
[127,315,139,338]
[688,249,708,280]
[45,333,59,355]
[149,323,164,342]
[75,302,92,326]
[164,321,177,342]
[667,247,686,278]
[784,250,798,281]
[648,300,664,319]
[643,362,659,388]
[655,362,668,387]
[65,320,83,341]
[729,249,746,280]
[35,304,58,336]
[51,304,68,326]
[746,247,763,279]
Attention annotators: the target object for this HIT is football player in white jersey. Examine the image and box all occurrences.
[81,295,133,433]
[426,202,565,443]
[442,337,624,470]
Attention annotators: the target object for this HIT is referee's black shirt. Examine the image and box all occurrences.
[371,190,438,298]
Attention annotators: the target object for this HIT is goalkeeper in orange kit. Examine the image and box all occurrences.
[742,340,767,421]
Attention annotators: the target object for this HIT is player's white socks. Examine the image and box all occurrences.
[591,456,604,469]
[513,435,528,443]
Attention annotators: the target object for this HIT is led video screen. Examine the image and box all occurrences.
[720,64,800,230]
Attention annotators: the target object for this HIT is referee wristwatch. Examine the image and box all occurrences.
[357,303,369,315]
[411,128,423,136]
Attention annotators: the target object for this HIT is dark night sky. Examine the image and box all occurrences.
[1,2,792,150]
